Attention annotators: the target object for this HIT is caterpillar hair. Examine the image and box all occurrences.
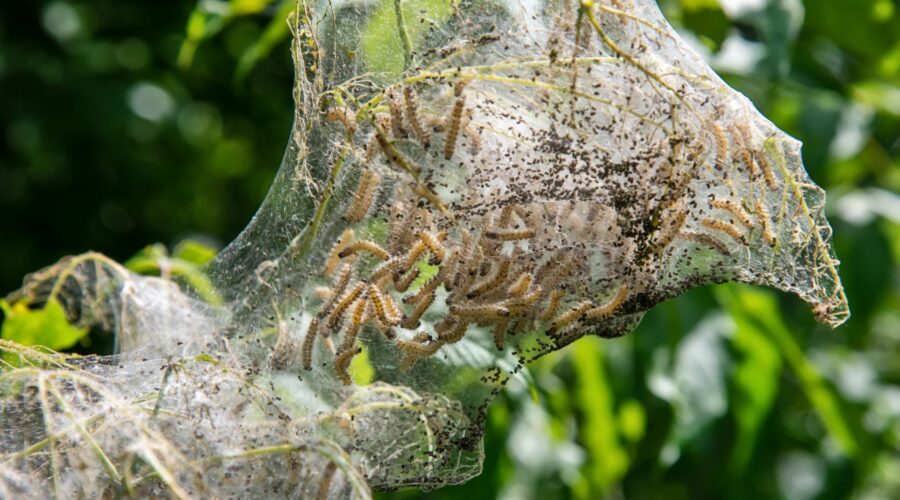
[394,267,420,293]
[334,346,362,385]
[322,229,355,276]
[400,289,435,329]
[548,300,593,335]
[325,107,357,137]
[338,240,391,261]
[343,169,380,223]
[351,295,369,326]
[678,231,731,256]
[436,318,468,344]
[709,198,755,229]
[403,275,442,306]
[375,130,421,175]
[443,94,466,160]
[301,318,320,371]
[484,227,537,241]
[466,258,511,299]
[316,462,338,500]
[449,302,511,320]
[368,256,403,284]
[463,123,482,155]
[505,287,543,314]
[701,218,747,244]
[756,149,779,190]
[506,272,533,297]
[397,339,443,371]
[368,284,400,327]
[585,285,629,320]
[539,289,565,321]
[387,90,406,138]
[493,320,509,351]
[403,86,430,149]
[318,263,354,320]
[326,282,366,329]
[755,199,777,247]
[712,122,729,171]
[417,230,446,263]
[733,124,758,177]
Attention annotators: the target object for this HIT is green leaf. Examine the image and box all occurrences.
[571,337,630,497]
[235,0,296,83]
[717,285,860,458]
[360,0,455,78]
[1,298,88,351]
[727,304,782,475]
[172,240,218,266]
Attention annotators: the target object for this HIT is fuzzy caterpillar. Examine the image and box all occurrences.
[709,198,755,229]
[343,169,380,223]
[701,218,747,244]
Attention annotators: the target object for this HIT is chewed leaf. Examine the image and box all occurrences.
[2,0,848,497]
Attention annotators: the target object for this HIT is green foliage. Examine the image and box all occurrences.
[1,0,898,498]
[124,239,223,305]
[0,298,88,351]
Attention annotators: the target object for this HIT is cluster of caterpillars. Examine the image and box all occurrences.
[327,79,482,175]
[302,194,632,385]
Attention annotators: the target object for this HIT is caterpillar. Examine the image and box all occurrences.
[301,318,320,371]
[466,258,511,299]
[436,318,468,344]
[334,346,362,385]
[403,240,429,270]
[712,122,729,171]
[539,289,565,321]
[323,229,355,276]
[585,285,629,320]
[734,123,758,177]
[506,272,533,297]
[701,218,747,244]
[548,300,593,335]
[709,198,755,229]
[316,462,338,500]
[650,206,688,255]
[485,227,537,241]
[417,230,446,264]
[318,263,354,320]
[403,86,430,149]
[326,282,366,329]
[351,295,369,326]
[755,199,777,247]
[387,200,413,254]
[505,287,543,314]
[403,275,442,306]
[394,267,420,293]
[400,289,435,329]
[435,248,460,290]
[368,284,400,327]
[449,302,511,320]
[387,90,406,138]
[678,231,731,256]
[397,339,443,370]
[343,169,380,223]
[463,123,482,155]
[375,130,421,175]
[382,289,404,324]
[340,320,362,354]
[368,256,403,284]
[325,107,357,137]
[756,148,779,190]
[338,240,391,261]
[443,94,466,160]
[493,319,509,351]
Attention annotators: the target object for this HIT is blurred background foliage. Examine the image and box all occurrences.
[0,0,898,498]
